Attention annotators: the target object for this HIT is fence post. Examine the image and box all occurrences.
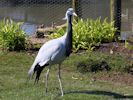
[110,0,115,22]
[72,0,82,20]
[111,0,121,36]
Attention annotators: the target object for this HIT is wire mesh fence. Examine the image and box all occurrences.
[0,0,110,26]
[0,0,72,26]
[80,0,110,20]
[0,0,132,36]
[121,0,133,39]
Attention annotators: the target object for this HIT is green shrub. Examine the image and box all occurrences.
[75,52,133,74]
[125,36,133,50]
[50,28,65,39]
[76,58,110,73]
[124,63,133,75]
[50,18,116,51]
[0,18,26,51]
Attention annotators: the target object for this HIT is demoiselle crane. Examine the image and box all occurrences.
[28,8,77,96]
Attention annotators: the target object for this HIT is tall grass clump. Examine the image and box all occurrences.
[50,18,116,51]
[0,18,26,51]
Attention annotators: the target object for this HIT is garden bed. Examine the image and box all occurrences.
[98,42,133,58]
[94,72,133,86]
[27,35,133,58]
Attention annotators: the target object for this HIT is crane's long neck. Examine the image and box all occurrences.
[65,15,72,56]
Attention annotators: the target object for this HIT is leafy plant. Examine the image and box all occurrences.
[76,59,110,73]
[0,18,26,51]
[50,28,65,39]
[125,36,133,50]
[75,52,132,74]
[50,18,116,51]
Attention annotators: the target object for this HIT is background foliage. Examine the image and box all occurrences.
[50,18,116,51]
[0,18,26,51]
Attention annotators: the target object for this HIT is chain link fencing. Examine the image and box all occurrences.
[0,0,132,36]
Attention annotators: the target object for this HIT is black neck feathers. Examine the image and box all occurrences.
[65,15,72,57]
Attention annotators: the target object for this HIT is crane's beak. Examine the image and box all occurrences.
[73,12,77,17]
[62,12,77,20]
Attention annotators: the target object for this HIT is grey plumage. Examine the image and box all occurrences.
[28,8,77,96]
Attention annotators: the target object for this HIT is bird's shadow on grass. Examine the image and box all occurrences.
[59,90,133,99]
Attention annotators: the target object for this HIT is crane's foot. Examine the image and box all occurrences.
[61,91,64,96]
[45,89,48,94]
[45,93,48,96]
[61,94,64,96]
[45,90,48,96]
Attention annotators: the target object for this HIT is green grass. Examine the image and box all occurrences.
[0,51,133,100]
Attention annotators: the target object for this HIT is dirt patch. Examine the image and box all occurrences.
[93,42,133,86]
[94,72,133,86]
[97,42,133,58]
[27,34,49,45]
[28,36,132,56]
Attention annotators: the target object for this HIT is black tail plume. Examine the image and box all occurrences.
[34,64,49,84]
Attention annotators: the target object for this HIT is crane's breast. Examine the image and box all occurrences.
[50,43,66,64]
[35,37,67,66]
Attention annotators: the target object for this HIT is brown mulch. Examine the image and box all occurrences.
[93,72,133,86]
[97,42,133,58]
[27,35,133,58]
[95,42,133,86]
[27,34,49,45]
[28,35,132,54]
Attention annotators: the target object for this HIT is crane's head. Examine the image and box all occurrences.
[63,8,77,20]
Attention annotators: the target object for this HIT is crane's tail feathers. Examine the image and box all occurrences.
[34,64,49,84]
[34,64,43,83]
[28,62,49,83]
[28,62,38,79]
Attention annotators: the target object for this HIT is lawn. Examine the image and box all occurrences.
[0,51,133,100]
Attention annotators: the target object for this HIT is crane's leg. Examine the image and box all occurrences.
[58,64,64,96]
[45,67,50,95]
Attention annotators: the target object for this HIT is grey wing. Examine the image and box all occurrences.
[35,41,65,66]
[50,43,66,64]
